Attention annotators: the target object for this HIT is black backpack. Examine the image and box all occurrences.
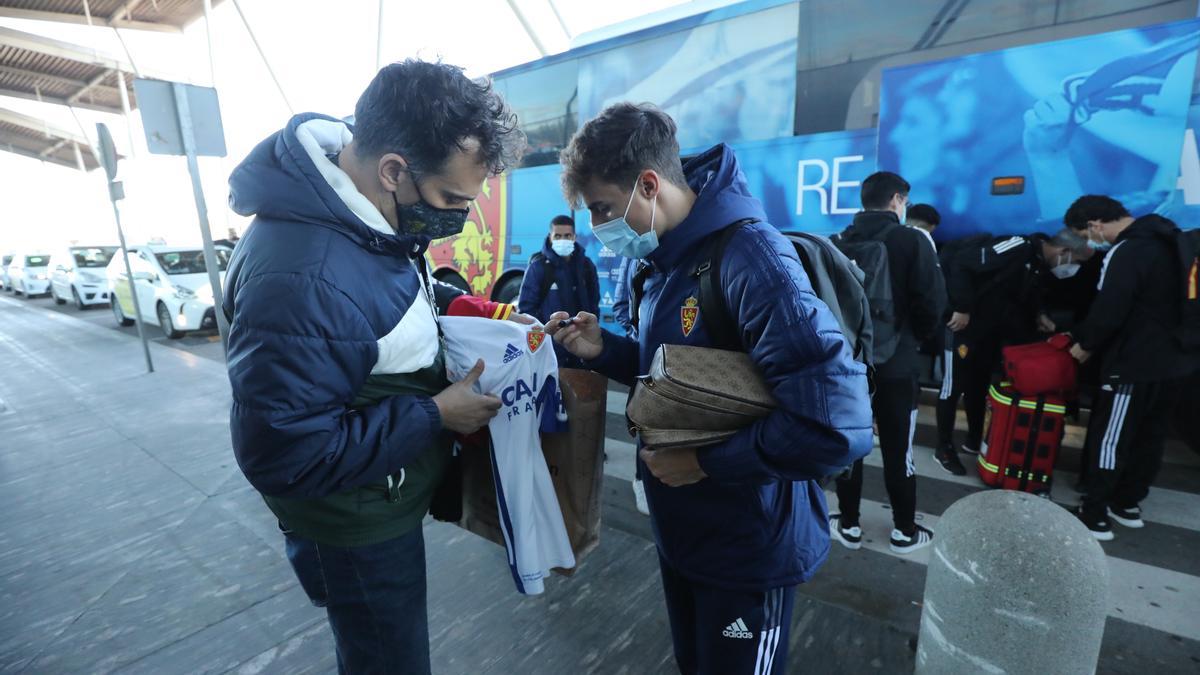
[831,223,901,366]
[688,221,874,386]
[1171,223,1200,351]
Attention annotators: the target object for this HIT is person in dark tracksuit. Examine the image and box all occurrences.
[612,256,637,338]
[518,215,600,324]
[830,172,945,555]
[936,231,1072,474]
[1065,196,1199,540]
[548,103,873,675]
[610,256,651,515]
[519,215,600,369]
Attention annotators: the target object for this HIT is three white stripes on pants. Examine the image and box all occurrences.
[1100,384,1133,470]
[940,347,954,399]
[754,588,784,675]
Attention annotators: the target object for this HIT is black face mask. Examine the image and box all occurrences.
[391,175,469,240]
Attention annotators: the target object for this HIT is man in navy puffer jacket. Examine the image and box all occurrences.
[224,60,523,674]
[548,103,873,674]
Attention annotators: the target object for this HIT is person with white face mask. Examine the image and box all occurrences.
[518,214,600,331]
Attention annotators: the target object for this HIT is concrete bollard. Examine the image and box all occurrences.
[915,490,1109,675]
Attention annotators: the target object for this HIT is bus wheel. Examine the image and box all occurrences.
[494,276,522,305]
[434,270,470,294]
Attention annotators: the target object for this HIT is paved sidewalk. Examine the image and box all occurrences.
[3,294,1198,674]
[0,297,677,674]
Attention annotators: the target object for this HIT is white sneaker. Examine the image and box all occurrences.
[829,514,862,550]
[1108,505,1144,529]
[632,479,650,515]
[890,525,934,554]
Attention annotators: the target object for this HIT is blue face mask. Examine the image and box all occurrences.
[592,180,658,259]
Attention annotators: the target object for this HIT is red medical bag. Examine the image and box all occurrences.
[978,385,1067,494]
[1001,334,1077,397]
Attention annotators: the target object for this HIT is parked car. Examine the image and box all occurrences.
[1,254,13,292]
[106,245,230,339]
[49,246,119,309]
[8,253,52,297]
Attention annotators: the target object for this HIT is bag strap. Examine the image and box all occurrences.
[629,261,652,331]
[1018,395,1046,492]
[694,219,757,350]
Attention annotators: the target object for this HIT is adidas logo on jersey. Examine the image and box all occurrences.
[722,618,753,639]
[503,343,523,364]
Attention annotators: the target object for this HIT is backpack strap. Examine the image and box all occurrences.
[629,261,652,331]
[693,219,758,350]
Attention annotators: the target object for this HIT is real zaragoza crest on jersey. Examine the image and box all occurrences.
[958,344,970,359]
[527,328,547,353]
[681,296,699,337]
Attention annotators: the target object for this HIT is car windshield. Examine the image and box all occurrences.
[72,247,119,268]
[24,256,49,267]
[154,249,230,275]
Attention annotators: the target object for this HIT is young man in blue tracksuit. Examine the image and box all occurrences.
[548,103,873,674]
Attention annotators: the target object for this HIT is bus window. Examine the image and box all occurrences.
[495,58,579,168]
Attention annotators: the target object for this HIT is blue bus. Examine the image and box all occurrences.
[426,0,1200,332]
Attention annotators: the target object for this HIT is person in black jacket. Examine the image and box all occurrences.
[518,214,600,324]
[1065,196,1198,540]
[830,171,945,555]
[935,231,1073,472]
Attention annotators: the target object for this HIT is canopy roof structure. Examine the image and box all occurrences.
[0,105,118,169]
[0,0,222,33]
[0,26,137,114]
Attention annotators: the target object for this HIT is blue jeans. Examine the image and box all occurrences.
[284,526,430,675]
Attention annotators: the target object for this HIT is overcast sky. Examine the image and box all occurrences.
[0,0,693,253]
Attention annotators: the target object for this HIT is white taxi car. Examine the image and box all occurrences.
[49,246,119,309]
[106,245,231,339]
[9,252,53,297]
[1,253,13,291]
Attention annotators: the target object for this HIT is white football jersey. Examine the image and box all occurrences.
[441,316,575,595]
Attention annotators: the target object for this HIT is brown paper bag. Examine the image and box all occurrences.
[458,368,608,573]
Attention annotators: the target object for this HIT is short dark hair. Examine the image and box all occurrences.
[559,102,688,208]
[1063,195,1130,231]
[861,171,910,210]
[907,203,940,227]
[353,59,523,176]
[550,215,575,230]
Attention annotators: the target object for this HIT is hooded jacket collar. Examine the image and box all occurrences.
[644,144,768,270]
[842,210,903,241]
[228,113,431,257]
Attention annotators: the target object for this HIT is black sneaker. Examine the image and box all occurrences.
[1108,505,1144,529]
[934,445,967,476]
[829,514,862,551]
[960,443,981,456]
[1073,507,1114,541]
[890,525,933,554]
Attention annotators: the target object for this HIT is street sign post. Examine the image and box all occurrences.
[132,78,230,352]
[96,122,154,374]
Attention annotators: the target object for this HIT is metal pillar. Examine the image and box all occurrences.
[376,0,385,71]
[116,70,136,158]
[230,0,293,114]
[505,0,548,56]
[203,0,217,87]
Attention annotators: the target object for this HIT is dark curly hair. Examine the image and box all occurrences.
[560,102,687,208]
[1063,195,1130,231]
[353,59,524,176]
